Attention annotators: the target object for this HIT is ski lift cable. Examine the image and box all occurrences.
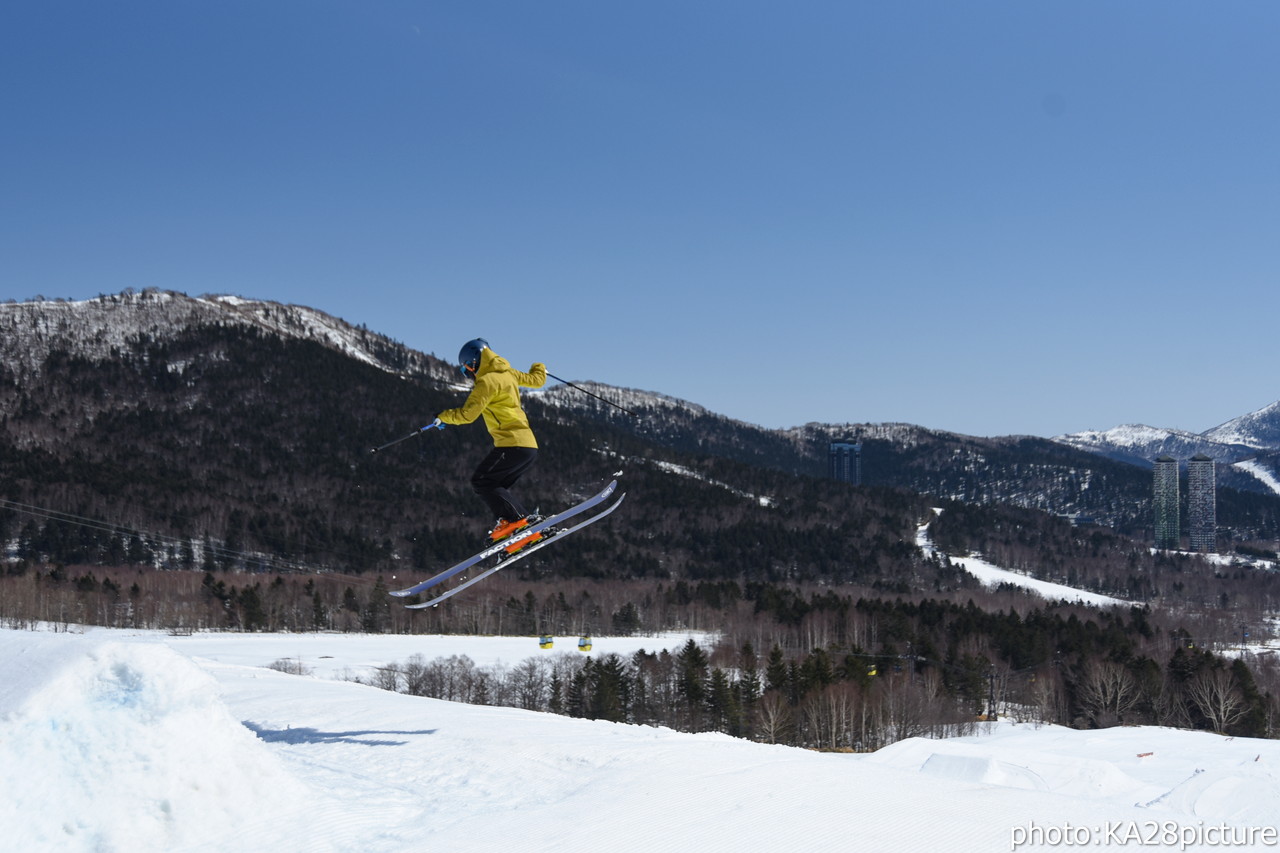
[0,497,322,576]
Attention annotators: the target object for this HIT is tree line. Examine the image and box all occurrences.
[364,640,983,751]
[361,623,1274,749]
[6,563,1275,745]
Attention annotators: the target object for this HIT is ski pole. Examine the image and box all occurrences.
[371,421,445,453]
[547,373,641,418]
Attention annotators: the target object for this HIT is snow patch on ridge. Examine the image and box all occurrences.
[0,290,436,380]
[1233,459,1280,497]
[648,458,774,507]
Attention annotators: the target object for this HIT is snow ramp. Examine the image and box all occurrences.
[867,733,1164,804]
[0,631,309,852]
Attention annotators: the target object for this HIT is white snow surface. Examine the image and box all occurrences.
[648,458,774,507]
[1204,402,1280,449]
[1055,423,1202,450]
[6,627,1280,853]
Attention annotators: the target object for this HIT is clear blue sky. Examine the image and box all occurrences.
[4,2,1277,437]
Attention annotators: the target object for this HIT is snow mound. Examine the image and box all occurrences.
[0,633,309,852]
[920,752,1051,791]
[872,734,1156,802]
[867,724,1280,827]
[1144,759,1280,821]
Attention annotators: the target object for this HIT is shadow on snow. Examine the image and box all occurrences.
[243,722,439,746]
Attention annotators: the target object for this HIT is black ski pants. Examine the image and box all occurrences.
[470,446,538,521]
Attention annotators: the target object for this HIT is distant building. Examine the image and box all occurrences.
[1188,454,1217,553]
[829,440,862,486]
[1153,455,1179,550]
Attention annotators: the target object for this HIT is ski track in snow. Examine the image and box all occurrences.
[5,627,1280,852]
[1234,459,1280,497]
[917,512,1128,608]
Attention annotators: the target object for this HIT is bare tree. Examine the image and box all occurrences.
[1014,670,1064,725]
[1152,677,1192,729]
[803,683,860,750]
[509,658,551,711]
[880,672,934,742]
[756,690,792,745]
[1075,661,1141,727]
[1186,669,1247,734]
[370,663,401,692]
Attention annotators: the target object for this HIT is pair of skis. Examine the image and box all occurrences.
[388,479,624,609]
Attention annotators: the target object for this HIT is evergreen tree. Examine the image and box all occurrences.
[677,639,709,730]
[798,647,835,696]
[566,661,590,718]
[362,577,391,633]
[1229,658,1269,738]
[629,650,656,725]
[239,584,265,631]
[590,654,629,722]
[736,642,762,739]
[610,601,642,634]
[764,644,788,694]
[548,671,564,716]
[707,668,743,736]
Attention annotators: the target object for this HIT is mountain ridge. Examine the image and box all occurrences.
[1,289,454,385]
[1053,405,1280,498]
[4,289,1280,557]
[10,290,1278,463]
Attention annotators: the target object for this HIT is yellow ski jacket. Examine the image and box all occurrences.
[438,347,547,448]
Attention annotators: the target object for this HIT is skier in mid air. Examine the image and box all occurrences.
[432,338,547,550]
[386,340,625,606]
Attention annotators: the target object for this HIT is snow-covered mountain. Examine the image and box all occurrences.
[532,380,722,423]
[1056,402,1280,462]
[6,290,1280,513]
[0,289,453,384]
[1053,403,1280,496]
[1052,423,1255,467]
[1204,401,1280,449]
[11,289,1275,462]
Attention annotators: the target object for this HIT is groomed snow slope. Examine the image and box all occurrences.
[3,628,1279,853]
[916,514,1128,608]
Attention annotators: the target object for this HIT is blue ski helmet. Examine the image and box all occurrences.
[458,338,488,377]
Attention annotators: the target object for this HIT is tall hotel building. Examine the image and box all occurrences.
[1153,455,1180,550]
[829,440,862,486]
[1187,453,1217,553]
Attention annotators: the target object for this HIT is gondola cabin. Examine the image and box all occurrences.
[577,636,593,652]
[538,635,554,649]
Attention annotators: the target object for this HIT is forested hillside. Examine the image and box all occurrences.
[0,296,934,588]
[537,384,1280,546]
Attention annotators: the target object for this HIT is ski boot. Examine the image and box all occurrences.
[489,515,545,555]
